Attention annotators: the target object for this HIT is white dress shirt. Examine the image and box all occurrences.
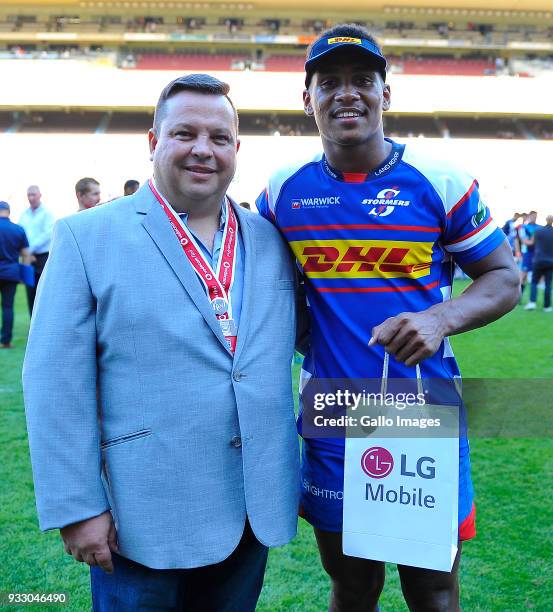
[19,205,55,255]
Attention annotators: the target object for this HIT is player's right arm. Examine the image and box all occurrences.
[371,169,520,365]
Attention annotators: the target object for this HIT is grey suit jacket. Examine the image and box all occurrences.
[23,184,300,569]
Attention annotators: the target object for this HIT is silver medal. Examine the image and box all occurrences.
[211,297,228,315]
[219,318,238,337]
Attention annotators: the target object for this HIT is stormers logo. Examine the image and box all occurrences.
[471,200,486,228]
[290,239,433,279]
[363,187,411,217]
[328,37,362,45]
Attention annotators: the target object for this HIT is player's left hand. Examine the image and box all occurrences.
[369,310,448,367]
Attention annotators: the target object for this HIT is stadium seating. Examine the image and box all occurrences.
[264,55,305,72]
[131,52,500,76]
[133,53,248,71]
[391,57,496,76]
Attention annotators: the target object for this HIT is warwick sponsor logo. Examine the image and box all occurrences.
[290,239,433,279]
[291,196,341,209]
[363,186,411,217]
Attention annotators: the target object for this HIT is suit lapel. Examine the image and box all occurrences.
[232,203,255,362]
[135,185,232,355]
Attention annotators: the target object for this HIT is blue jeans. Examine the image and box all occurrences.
[90,522,268,611]
[0,280,17,345]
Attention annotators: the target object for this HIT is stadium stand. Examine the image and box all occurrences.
[442,116,520,139]
[3,45,551,78]
[263,54,305,72]
[1,13,552,46]
[16,111,105,133]
[383,115,442,138]
[126,52,503,76]
[389,56,496,76]
[107,112,155,133]
[6,109,550,140]
[133,52,249,71]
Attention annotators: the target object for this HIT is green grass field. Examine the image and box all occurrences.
[1,283,552,611]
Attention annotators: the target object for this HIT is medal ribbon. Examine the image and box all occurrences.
[148,179,238,352]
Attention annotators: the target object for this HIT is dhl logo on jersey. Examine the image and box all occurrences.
[290,239,434,279]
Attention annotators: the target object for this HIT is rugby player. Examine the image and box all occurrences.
[257,23,520,612]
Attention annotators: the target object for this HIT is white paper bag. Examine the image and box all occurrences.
[343,354,459,572]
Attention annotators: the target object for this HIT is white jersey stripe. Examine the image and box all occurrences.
[444,219,497,253]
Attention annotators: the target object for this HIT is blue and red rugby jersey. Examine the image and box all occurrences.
[257,139,506,539]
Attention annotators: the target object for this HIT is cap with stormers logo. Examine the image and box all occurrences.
[305,35,387,87]
[0,201,10,211]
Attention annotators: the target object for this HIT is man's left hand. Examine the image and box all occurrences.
[369,309,448,367]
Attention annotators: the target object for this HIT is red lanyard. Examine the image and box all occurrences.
[149,179,238,353]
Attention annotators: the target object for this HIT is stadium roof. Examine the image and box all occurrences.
[5,0,553,11]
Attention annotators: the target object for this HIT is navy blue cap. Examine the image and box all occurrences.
[0,201,10,211]
[305,35,387,87]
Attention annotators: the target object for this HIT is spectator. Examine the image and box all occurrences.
[502,212,523,259]
[18,185,55,315]
[0,201,31,347]
[123,179,140,196]
[525,215,553,312]
[519,210,540,301]
[75,177,101,211]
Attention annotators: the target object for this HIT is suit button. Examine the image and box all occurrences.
[232,371,242,382]
[230,436,242,448]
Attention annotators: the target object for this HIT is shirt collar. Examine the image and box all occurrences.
[151,178,227,230]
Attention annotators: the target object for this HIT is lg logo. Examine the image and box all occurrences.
[361,447,394,479]
[361,447,436,480]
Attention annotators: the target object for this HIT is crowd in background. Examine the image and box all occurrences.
[0,178,133,348]
[502,211,553,312]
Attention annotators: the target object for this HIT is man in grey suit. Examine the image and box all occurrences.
[23,74,300,611]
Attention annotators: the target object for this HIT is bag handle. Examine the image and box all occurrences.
[380,351,423,396]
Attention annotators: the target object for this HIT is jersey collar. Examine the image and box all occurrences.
[321,138,405,183]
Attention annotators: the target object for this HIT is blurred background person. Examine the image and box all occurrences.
[0,201,31,347]
[123,179,140,196]
[18,185,54,315]
[519,211,540,301]
[75,177,101,211]
[525,215,553,312]
[502,212,523,261]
